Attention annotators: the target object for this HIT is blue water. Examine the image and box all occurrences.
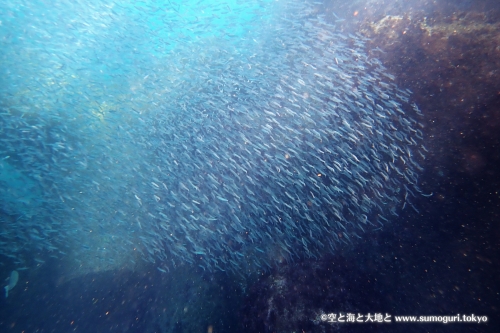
[0,0,498,332]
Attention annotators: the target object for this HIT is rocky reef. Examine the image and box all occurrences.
[241,255,383,333]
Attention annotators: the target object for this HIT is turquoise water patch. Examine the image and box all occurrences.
[0,159,42,218]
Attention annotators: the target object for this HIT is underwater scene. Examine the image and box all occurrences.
[0,0,499,332]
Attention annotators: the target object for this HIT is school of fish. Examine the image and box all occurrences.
[0,0,426,275]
